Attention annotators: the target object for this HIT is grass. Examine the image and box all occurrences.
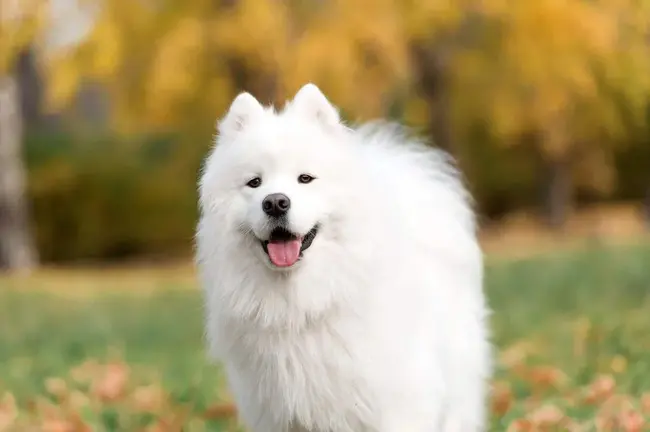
[1,243,650,431]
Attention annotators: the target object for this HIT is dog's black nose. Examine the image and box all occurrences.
[262,193,291,217]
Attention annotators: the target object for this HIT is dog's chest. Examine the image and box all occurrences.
[230,322,375,431]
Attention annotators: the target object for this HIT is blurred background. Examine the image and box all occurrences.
[1,0,649,430]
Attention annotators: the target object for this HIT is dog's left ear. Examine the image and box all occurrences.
[289,83,340,130]
[217,92,264,137]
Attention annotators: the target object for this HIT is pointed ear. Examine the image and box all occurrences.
[289,83,340,130]
[217,92,264,135]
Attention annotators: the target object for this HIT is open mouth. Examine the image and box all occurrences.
[260,225,319,268]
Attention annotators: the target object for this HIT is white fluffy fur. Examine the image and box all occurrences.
[196,83,491,432]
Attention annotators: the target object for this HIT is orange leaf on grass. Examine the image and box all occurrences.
[0,393,18,432]
[507,419,533,432]
[584,374,616,405]
[91,362,130,402]
[41,419,76,432]
[491,381,513,417]
[40,416,91,432]
[527,404,565,428]
[618,410,645,432]
[641,393,650,415]
[204,403,238,419]
[517,365,568,393]
[596,415,618,432]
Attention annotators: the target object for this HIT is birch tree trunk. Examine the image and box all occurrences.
[0,74,38,272]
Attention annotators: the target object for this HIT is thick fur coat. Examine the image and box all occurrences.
[196,84,491,432]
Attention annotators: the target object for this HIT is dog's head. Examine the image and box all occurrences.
[199,84,357,271]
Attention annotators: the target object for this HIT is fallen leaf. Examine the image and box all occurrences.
[528,404,565,427]
[584,374,616,405]
[0,393,18,432]
[91,362,130,402]
[491,381,513,417]
[618,410,645,432]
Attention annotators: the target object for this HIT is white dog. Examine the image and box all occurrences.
[196,84,491,432]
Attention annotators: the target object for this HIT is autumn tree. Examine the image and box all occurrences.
[43,0,650,232]
[403,0,650,228]
[280,0,409,119]
[45,0,289,135]
[396,0,481,153]
[42,0,300,257]
[45,0,414,135]
[0,0,41,271]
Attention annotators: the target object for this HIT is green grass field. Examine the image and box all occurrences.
[1,243,649,431]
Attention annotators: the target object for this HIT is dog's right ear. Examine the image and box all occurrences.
[217,92,264,136]
[289,83,340,132]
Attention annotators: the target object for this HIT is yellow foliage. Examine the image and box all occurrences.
[87,17,122,79]
[400,0,465,41]
[282,0,409,118]
[43,54,81,111]
[403,96,430,127]
[147,17,204,107]
[450,0,650,160]
[212,0,290,71]
[31,0,650,164]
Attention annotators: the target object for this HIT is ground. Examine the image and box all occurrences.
[1,239,650,431]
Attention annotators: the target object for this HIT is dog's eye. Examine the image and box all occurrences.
[246,177,262,188]
[298,174,315,184]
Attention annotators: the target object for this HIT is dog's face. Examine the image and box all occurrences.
[199,84,353,271]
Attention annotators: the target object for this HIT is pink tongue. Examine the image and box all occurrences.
[267,240,302,267]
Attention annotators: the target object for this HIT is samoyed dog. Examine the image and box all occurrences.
[196,83,491,432]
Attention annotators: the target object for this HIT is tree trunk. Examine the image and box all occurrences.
[643,186,650,230]
[0,74,38,272]
[542,157,573,230]
[409,42,454,153]
[16,48,43,127]
[408,13,483,155]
